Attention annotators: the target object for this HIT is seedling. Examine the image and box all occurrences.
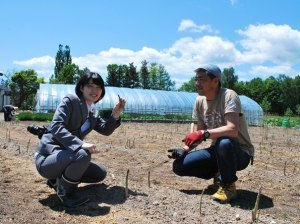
[199,189,205,216]
[251,186,262,222]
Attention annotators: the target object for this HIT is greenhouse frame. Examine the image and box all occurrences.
[36,84,263,126]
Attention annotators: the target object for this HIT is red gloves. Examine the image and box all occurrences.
[184,130,204,147]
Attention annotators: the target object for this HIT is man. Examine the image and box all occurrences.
[2,105,15,121]
[169,64,254,203]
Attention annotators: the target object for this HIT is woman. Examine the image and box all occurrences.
[34,71,126,207]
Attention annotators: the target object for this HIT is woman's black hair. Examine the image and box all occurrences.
[75,71,105,103]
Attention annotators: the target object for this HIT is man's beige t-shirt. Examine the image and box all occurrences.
[193,88,254,156]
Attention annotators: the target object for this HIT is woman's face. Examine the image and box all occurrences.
[80,81,103,105]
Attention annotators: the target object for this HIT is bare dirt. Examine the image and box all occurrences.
[0,114,299,224]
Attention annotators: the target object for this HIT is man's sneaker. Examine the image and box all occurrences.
[212,182,237,203]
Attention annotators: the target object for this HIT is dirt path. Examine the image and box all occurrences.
[0,121,299,223]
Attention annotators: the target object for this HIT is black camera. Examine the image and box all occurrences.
[27,124,49,139]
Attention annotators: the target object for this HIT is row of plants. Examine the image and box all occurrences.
[16,111,300,128]
[17,110,193,122]
[263,115,300,128]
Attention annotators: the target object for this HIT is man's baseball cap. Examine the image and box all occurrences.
[194,64,222,81]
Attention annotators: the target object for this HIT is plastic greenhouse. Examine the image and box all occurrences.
[36,84,263,126]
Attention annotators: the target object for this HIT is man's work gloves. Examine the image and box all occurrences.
[168,149,187,159]
[168,130,209,159]
[184,130,205,147]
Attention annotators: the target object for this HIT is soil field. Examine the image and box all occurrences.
[0,115,299,224]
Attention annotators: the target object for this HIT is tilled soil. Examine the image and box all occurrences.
[0,117,299,223]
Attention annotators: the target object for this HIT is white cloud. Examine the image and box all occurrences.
[249,65,298,79]
[178,19,213,33]
[12,23,300,87]
[13,56,55,81]
[237,24,300,65]
[13,55,54,68]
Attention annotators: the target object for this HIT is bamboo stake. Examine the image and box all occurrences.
[125,169,129,199]
[16,145,21,154]
[284,161,287,176]
[148,170,151,188]
[199,189,205,216]
[26,139,31,153]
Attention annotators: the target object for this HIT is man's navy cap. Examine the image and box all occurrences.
[194,64,222,81]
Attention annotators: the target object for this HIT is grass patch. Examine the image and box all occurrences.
[17,112,54,121]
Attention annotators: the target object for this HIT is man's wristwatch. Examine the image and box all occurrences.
[203,130,210,140]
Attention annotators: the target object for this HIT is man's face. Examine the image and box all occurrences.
[194,71,216,96]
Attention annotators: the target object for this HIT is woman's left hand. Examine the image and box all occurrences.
[112,95,126,119]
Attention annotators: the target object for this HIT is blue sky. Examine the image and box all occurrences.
[1,0,300,88]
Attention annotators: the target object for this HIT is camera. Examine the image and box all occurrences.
[27,124,49,139]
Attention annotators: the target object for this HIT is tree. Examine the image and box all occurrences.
[222,67,238,90]
[9,69,41,109]
[54,44,64,77]
[53,64,83,84]
[106,64,120,86]
[264,76,282,115]
[54,44,72,78]
[179,77,197,92]
[127,62,139,88]
[246,78,265,104]
[149,63,159,89]
[157,64,175,90]
[260,97,271,114]
[139,60,150,89]
[64,45,72,65]
[278,75,297,114]
[117,65,127,87]
[234,81,250,96]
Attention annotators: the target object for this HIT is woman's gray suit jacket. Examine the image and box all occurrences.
[37,94,121,156]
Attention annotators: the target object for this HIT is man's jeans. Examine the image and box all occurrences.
[173,137,251,184]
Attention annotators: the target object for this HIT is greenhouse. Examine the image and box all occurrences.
[36,84,263,126]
